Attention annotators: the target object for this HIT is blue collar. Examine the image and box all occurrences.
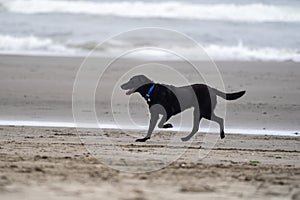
[145,84,155,102]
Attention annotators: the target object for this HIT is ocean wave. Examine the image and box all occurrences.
[73,40,300,62]
[100,42,300,62]
[1,0,300,23]
[204,43,300,62]
[0,34,299,62]
[0,34,77,55]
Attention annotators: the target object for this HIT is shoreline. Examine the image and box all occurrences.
[1,52,300,63]
[0,121,298,137]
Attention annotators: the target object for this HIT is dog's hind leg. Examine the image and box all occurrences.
[181,108,202,142]
[211,113,225,139]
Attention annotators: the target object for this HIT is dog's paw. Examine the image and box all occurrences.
[181,136,190,142]
[163,123,173,129]
[135,137,150,142]
[220,133,225,139]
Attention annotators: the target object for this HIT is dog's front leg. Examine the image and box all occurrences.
[157,113,173,129]
[135,112,159,142]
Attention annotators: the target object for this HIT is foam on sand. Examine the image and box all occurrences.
[0,120,297,137]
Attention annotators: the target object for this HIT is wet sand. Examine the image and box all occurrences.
[0,55,299,132]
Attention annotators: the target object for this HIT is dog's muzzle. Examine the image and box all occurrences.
[121,83,135,95]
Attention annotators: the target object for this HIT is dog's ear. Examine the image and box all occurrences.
[139,75,152,83]
[138,75,147,83]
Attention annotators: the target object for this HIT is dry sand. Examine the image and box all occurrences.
[0,55,299,199]
[0,126,300,200]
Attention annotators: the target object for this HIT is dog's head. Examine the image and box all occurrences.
[121,75,152,95]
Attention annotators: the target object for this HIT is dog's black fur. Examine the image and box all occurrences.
[121,75,245,142]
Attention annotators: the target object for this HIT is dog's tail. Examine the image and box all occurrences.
[213,88,246,100]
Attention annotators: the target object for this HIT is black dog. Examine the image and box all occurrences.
[121,75,245,142]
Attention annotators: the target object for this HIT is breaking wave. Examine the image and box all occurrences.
[0,34,299,62]
[0,34,76,55]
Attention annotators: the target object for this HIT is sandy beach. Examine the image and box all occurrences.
[1,0,300,199]
[0,55,299,199]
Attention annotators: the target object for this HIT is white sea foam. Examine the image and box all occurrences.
[0,34,299,62]
[125,43,300,62]
[0,34,76,55]
[204,43,300,62]
[1,0,300,23]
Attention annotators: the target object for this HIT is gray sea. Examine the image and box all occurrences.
[0,0,300,61]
